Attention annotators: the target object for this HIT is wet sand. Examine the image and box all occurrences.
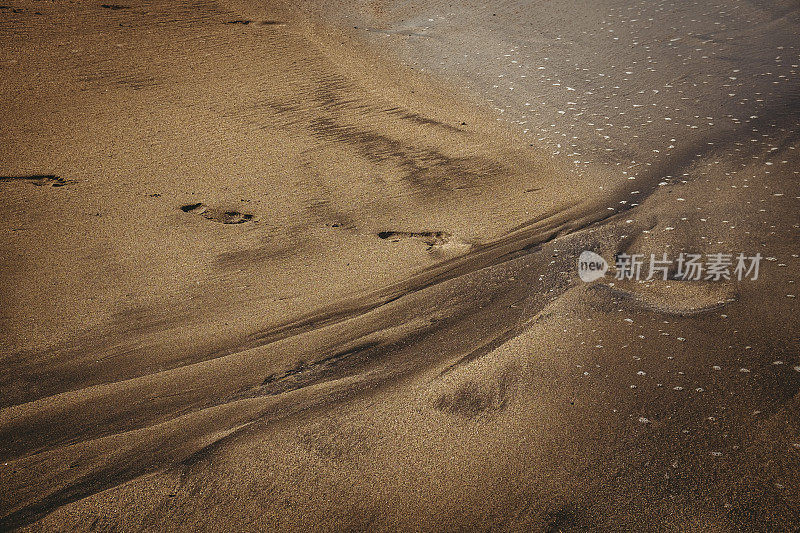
[1,0,798,530]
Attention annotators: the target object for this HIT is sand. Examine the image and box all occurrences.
[0,0,798,530]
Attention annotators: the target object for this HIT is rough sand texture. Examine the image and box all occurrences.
[1,0,798,530]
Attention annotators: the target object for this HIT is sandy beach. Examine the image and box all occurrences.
[1,0,798,530]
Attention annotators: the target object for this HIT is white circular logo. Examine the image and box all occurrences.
[578,251,608,282]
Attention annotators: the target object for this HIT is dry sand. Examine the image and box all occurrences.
[0,0,798,530]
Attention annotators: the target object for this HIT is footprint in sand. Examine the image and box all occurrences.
[377,230,472,255]
[180,203,254,224]
[0,174,72,187]
[226,19,284,26]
